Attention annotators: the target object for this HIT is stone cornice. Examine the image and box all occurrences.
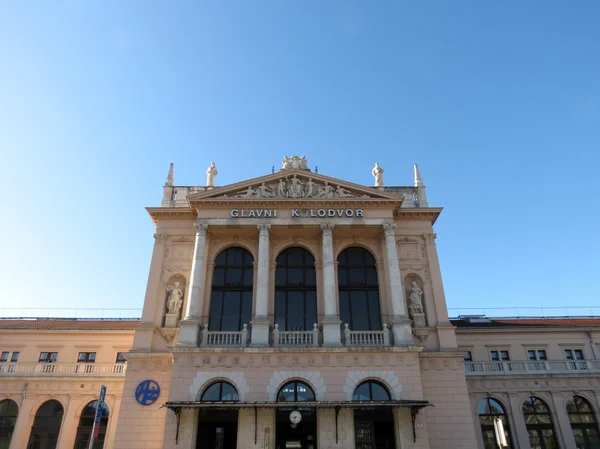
[146,207,196,225]
[189,198,403,210]
[395,208,442,224]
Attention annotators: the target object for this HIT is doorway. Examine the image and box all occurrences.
[196,409,238,449]
[275,407,317,449]
[354,408,396,449]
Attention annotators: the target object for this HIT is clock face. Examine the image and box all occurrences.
[289,410,302,424]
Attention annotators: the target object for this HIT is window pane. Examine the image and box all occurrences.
[305,291,317,330]
[225,268,242,286]
[338,267,348,286]
[339,291,350,328]
[209,292,223,330]
[305,266,316,286]
[296,382,315,401]
[221,292,240,331]
[287,268,303,285]
[212,268,225,286]
[350,291,368,330]
[287,292,304,330]
[241,291,252,328]
[243,269,254,287]
[370,382,390,401]
[349,268,365,285]
[201,383,221,401]
[365,267,378,285]
[353,383,370,401]
[286,249,303,265]
[274,291,286,329]
[221,383,239,401]
[367,290,382,330]
[277,383,296,402]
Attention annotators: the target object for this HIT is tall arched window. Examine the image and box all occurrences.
[477,398,512,449]
[566,396,600,449]
[73,401,109,449]
[338,247,382,330]
[0,399,18,449]
[522,396,558,449]
[277,381,316,402]
[209,247,254,331]
[353,381,391,401]
[201,382,239,402]
[27,400,64,449]
[275,248,317,331]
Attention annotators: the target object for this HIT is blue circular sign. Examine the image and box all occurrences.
[135,380,160,406]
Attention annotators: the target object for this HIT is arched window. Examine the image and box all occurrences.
[27,400,64,449]
[209,247,254,331]
[275,248,317,331]
[201,382,239,402]
[522,397,558,449]
[566,396,600,449]
[338,247,382,331]
[353,381,391,401]
[477,398,512,449]
[73,401,109,449]
[0,399,18,448]
[277,381,316,402]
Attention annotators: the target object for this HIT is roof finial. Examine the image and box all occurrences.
[414,164,424,187]
[165,163,174,187]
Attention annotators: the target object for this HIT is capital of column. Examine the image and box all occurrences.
[383,222,396,236]
[195,221,209,234]
[258,224,271,236]
[320,223,334,236]
[153,233,168,242]
[269,261,277,270]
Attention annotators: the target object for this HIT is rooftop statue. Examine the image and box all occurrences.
[372,162,384,187]
[206,162,218,187]
[281,155,309,170]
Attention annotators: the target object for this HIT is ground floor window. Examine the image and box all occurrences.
[73,401,109,449]
[477,397,513,449]
[353,381,395,449]
[27,400,64,449]
[0,399,18,449]
[567,396,600,449]
[523,397,558,449]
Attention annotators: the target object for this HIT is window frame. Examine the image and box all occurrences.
[0,352,8,362]
[477,397,513,449]
[77,352,97,363]
[276,381,316,402]
[39,352,58,363]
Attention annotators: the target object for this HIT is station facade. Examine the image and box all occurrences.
[1,157,599,449]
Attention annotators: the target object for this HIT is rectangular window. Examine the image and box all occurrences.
[464,351,473,362]
[490,350,510,361]
[116,353,126,363]
[528,349,547,360]
[78,352,96,363]
[39,352,58,363]
[10,352,19,362]
[0,352,8,362]
[564,349,586,370]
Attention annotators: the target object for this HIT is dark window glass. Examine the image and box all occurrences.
[39,352,58,363]
[201,382,240,402]
[522,397,558,449]
[78,352,96,363]
[274,248,317,331]
[0,399,18,449]
[10,352,19,362]
[352,381,391,401]
[116,353,126,363]
[27,400,64,449]
[477,398,513,449]
[209,247,254,332]
[566,396,600,449]
[276,381,316,402]
[337,247,382,331]
[490,351,510,362]
[0,352,8,362]
[464,351,473,362]
[73,401,109,449]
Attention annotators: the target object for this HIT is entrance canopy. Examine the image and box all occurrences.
[162,400,432,444]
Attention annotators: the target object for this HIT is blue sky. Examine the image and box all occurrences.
[1,1,599,317]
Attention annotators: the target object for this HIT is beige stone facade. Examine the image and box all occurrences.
[1,161,599,449]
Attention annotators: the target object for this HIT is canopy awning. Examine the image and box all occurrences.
[162,400,432,444]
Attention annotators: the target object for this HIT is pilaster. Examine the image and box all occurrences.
[321,223,342,346]
[251,224,272,346]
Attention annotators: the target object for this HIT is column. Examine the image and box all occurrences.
[321,223,342,346]
[55,395,80,449]
[132,233,168,350]
[8,396,36,449]
[551,392,577,449]
[177,221,208,346]
[251,224,271,346]
[382,222,413,345]
[423,232,458,349]
[508,393,532,449]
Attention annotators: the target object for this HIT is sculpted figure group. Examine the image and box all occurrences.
[226,174,368,199]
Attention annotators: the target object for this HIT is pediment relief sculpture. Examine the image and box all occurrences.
[220,174,371,200]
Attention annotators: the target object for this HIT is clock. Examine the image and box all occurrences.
[289,410,302,424]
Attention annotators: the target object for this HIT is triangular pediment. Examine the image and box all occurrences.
[186,170,404,204]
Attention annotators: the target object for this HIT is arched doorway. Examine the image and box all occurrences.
[566,396,600,449]
[274,248,317,332]
[522,396,558,449]
[27,400,64,449]
[353,381,395,449]
[196,381,239,449]
[275,381,317,449]
[209,247,254,332]
[0,399,18,449]
[477,397,513,449]
[337,247,382,331]
[73,401,109,449]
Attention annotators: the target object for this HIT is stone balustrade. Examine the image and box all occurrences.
[464,360,600,375]
[0,362,126,376]
[272,323,319,347]
[343,323,391,346]
[200,324,249,347]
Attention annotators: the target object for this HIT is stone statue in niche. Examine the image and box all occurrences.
[372,162,384,187]
[408,281,424,315]
[206,162,218,187]
[165,282,184,327]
